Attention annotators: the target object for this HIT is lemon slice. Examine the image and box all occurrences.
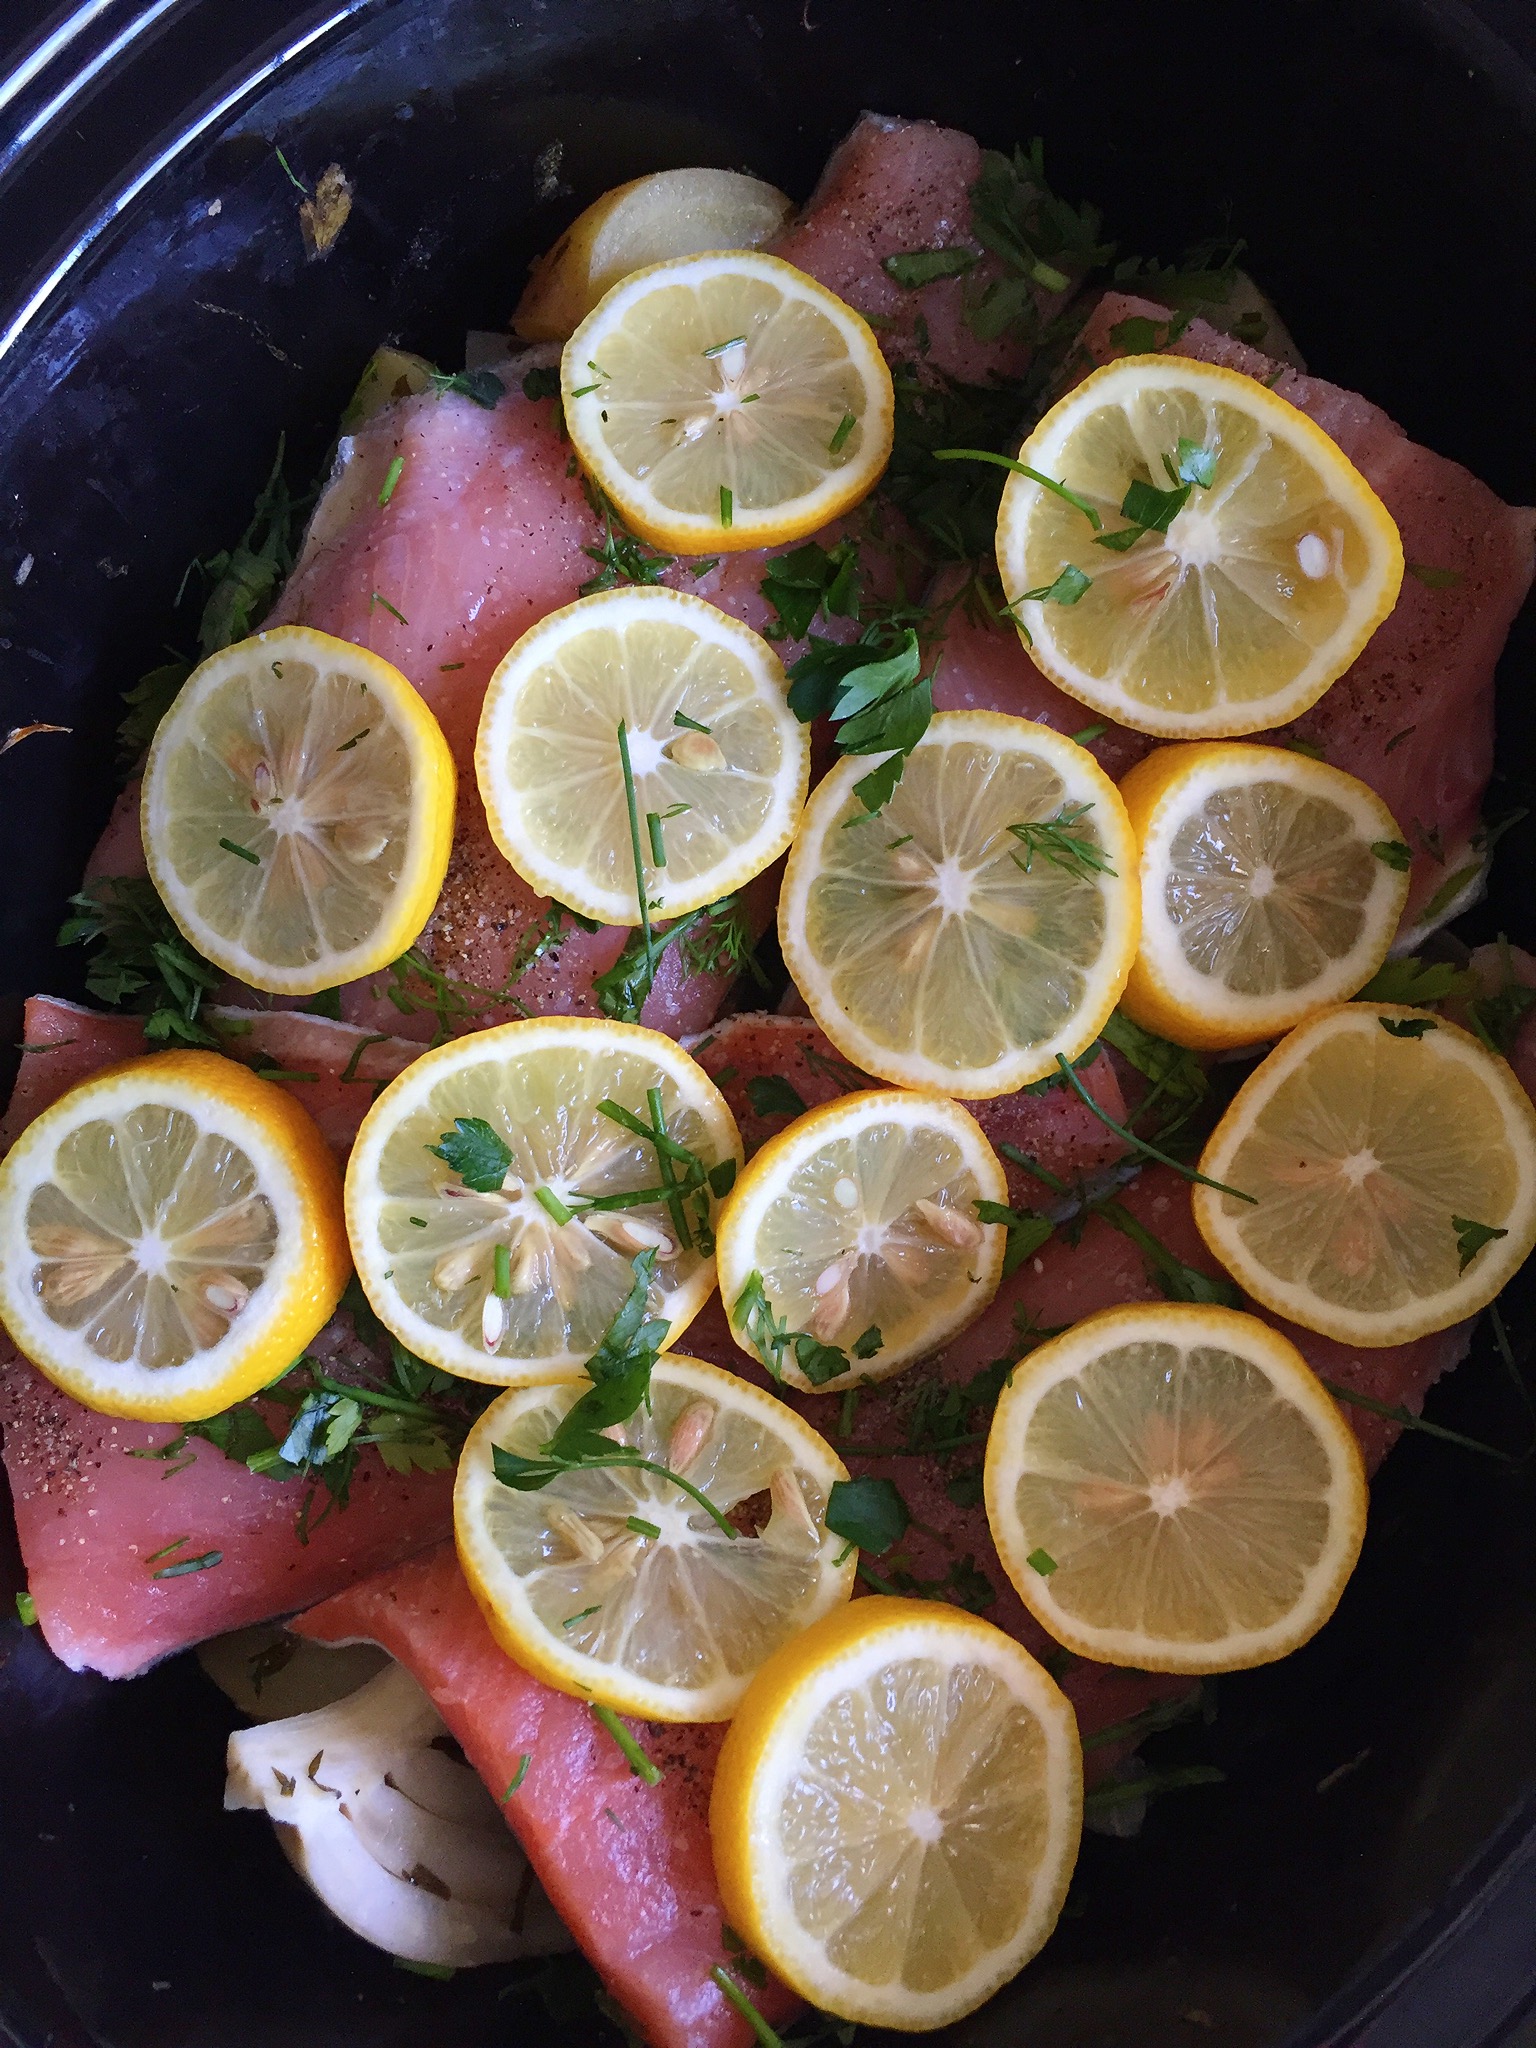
[714,1089,1008,1390]
[0,1051,350,1421]
[1194,1004,1536,1345]
[514,169,794,342]
[710,1597,1082,2029]
[345,1017,742,1385]
[984,1302,1367,1674]
[1117,741,1411,1050]
[561,250,894,554]
[778,710,1139,1097]
[142,626,456,997]
[475,587,808,925]
[995,356,1404,737]
[454,1353,853,1720]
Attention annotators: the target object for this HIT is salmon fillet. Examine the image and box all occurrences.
[296,1544,801,2048]
[932,294,1536,932]
[0,997,453,1677]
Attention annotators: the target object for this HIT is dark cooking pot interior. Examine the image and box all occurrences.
[1,1,1535,2044]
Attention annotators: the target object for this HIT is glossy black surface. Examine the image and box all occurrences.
[2,1,1535,2043]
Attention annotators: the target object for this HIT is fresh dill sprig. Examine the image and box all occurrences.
[1005,801,1116,882]
[580,479,674,594]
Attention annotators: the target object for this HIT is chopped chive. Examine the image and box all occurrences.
[887,833,913,849]
[673,710,712,734]
[1071,724,1108,745]
[14,1590,37,1626]
[647,810,668,866]
[377,456,405,507]
[408,1216,428,1228]
[591,1702,663,1783]
[569,382,603,398]
[703,335,747,358]
[438,661,465,672]
[144,1536,190,1566]
[932,448,1103,529]
[617,719,658,998]
[370,591,408,625]
[336,728,370,751]
[251,1068,320,1083]
[1384,725,1416,754]
[218,837,260,864]
[152,1549,223,1579]
[719,486,733,529]
[829,411,857,454]
[493,1243,512,1297]
[1052,1054,1258,1203]
[534,1185,574,1226]
[1027,1547,1058,1575]
[274,146,308,194]
[339,1033,389,1084]
[710,1967,784,2047]
[1262,368,1285,388]
[688,558,720,578]
[626,1515,662,1540]
[563,1604,602,1629]
[501,1753,531,1799]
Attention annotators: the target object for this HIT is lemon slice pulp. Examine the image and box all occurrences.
[1195,1004,1536,1345]
[714,1089,1008,1389]
[142,626,456,997]
[475,587,808,925]
[710,1597,1082,2029]
[514,169,794,342]
[454,1354,854,1720]
[778,710,1139,1096]
[996,356,1404,737]
[562,250,894,553]
[985,1302,1368,1673]
[345,1018,742,1384]
[1118,741,1411,1049]
[0,1051,350,1420]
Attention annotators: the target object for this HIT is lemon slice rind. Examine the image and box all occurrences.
[454,1354,855,1721]
[514,169,794,342]
[1119,741,1411,1049]
[142,626,456,998]
[562,250,895,555]
[0,1051,350,1421]
[778,710,1140,1098]
[344,1017,742,1386]
[1193,1004,1536,1346]
[984,1301,1368,1674]
[714,1088,1009,1389]
[996,356,1404,739]
[475,586,809,925]
[710,1597,1083,2029]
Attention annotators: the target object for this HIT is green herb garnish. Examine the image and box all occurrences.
[824,1476,910,1554]
[428,1115,511,1193]
[590,1703,664,1784]
[1454,1215,1508,1271]
[1005,800,1116,882]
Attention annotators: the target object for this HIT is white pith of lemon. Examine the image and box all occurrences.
[142,625,456,997]
[0,1051,350,1421]
[514,169,794,342]
[778,710,1139,1097]
[454,1353,854,1721]
[984,1301,1368,1673]
[1117,740,1411,1049]
[713,1089,1008,1389]
[995,356,1404,737]
[562,250,894,553]
[710,1597,1083,2029]
[344,1017,742,1385]
[1194,1004,1536,1345]
[475,586,808,925]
